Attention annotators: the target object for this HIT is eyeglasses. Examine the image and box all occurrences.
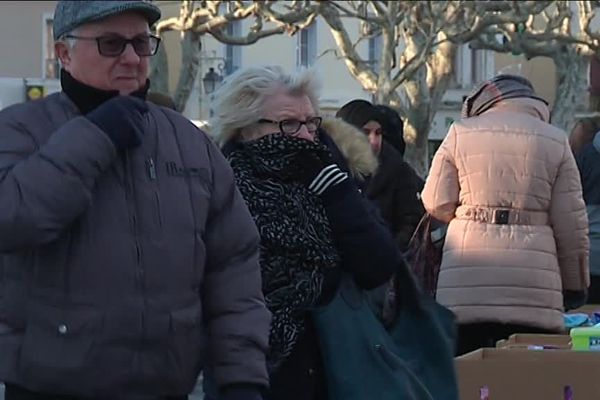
[64,34,161,57]
[258,117,323,136]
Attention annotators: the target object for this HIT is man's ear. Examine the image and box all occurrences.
[55,41,71,69]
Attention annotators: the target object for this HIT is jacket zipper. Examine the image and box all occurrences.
[124,151,147,348]
[147,157,162,228]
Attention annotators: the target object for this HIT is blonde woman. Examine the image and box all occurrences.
[207,66,400,400]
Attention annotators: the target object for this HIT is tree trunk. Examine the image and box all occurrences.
[551,48,588,132]
[173,32,202,113]
[403,104,431,178]
[149,36,170,94]
[403,40,456,177]
[402,70,434,177]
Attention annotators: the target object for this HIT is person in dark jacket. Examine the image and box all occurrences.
[570,118,600,157]
[336,100,425,251]
[576,131,600,303]
[0,2,270,400]
[209,66,399,400]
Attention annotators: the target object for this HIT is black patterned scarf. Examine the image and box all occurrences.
[225,134,340,369]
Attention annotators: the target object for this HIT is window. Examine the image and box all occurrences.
[451,46,464,88]
[368,34,382,72]
[297,22,317,67]
[471,49,490,86]
[43,14,59,79]
[224,21,242,75]
[453,44,493,88]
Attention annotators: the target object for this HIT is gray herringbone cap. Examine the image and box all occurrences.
[53,1,161,40]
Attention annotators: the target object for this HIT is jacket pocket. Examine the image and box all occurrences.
[19,303,103,390]
[165,303,205,392]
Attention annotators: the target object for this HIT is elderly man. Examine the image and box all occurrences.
[0,1,270,400]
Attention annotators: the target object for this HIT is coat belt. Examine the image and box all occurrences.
[455,206,550,226]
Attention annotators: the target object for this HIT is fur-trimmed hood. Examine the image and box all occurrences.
[321,117,378,180]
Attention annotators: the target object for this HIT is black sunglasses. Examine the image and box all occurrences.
[64,34,161,57]
[258,117,323,136]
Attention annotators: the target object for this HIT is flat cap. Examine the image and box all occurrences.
[53,1,161,40]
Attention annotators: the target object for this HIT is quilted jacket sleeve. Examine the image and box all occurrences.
[550,137,590,291]
[201,139,271,390]
[0,106,117,252]
[421,125,460,223]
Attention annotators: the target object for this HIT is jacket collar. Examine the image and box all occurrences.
[485,97,550,123]
[60,69,149,114]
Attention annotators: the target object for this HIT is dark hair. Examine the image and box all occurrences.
[577,117,600,135]
[375,105,406,156]
[569,117,600,156]
[336,99,382,129]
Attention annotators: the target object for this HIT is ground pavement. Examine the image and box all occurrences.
[0,381,204,400]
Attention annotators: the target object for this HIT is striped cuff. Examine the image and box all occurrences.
[308,164,349,195]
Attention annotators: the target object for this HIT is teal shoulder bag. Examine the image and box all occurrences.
[311,270,458,400]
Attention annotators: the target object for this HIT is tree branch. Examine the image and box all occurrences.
[319,3,378,92]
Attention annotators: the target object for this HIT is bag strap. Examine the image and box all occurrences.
[407,213,432,246]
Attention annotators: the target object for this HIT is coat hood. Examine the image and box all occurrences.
[322,117,378,180]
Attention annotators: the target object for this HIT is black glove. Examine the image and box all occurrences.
[294,149,348,195]
[563,290,587,311]
[86,96,148,151]
[219,385,263,400]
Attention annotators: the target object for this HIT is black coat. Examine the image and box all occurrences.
[267,132,400,400]
[366,142,425,251]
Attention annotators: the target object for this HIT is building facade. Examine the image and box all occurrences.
[0,0,562,149]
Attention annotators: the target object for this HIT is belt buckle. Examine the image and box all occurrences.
[493,209,510,225]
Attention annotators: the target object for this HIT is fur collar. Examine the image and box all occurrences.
[322,118,378,180]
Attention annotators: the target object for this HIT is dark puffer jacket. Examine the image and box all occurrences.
[366,142,425,250]
[217,118,397,400]
[576,132,600,278]
[0,92,270,398]
[259,120,398,400]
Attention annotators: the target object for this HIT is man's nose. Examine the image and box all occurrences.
[120,43,141,63]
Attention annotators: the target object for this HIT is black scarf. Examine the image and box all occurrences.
[60,69,149,114]
[225,134,340,369]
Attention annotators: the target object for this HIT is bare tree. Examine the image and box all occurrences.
[471,1,600,132]
[151,0,320,112]
[153,1,600,173]
[317,1,553,175]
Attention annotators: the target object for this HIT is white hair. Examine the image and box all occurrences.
[56,27,80,51]
[210,65,321,146]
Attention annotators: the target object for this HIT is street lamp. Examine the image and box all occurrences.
[202,67,223,95]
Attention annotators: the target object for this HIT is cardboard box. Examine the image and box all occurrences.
[496,334,572,350]
[456,348,600,399]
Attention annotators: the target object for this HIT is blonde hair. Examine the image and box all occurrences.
[210,65,321,146]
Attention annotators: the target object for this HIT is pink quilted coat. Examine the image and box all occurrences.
[422,97,589,331]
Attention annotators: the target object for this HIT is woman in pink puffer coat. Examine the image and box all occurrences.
[422,75,590,355]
